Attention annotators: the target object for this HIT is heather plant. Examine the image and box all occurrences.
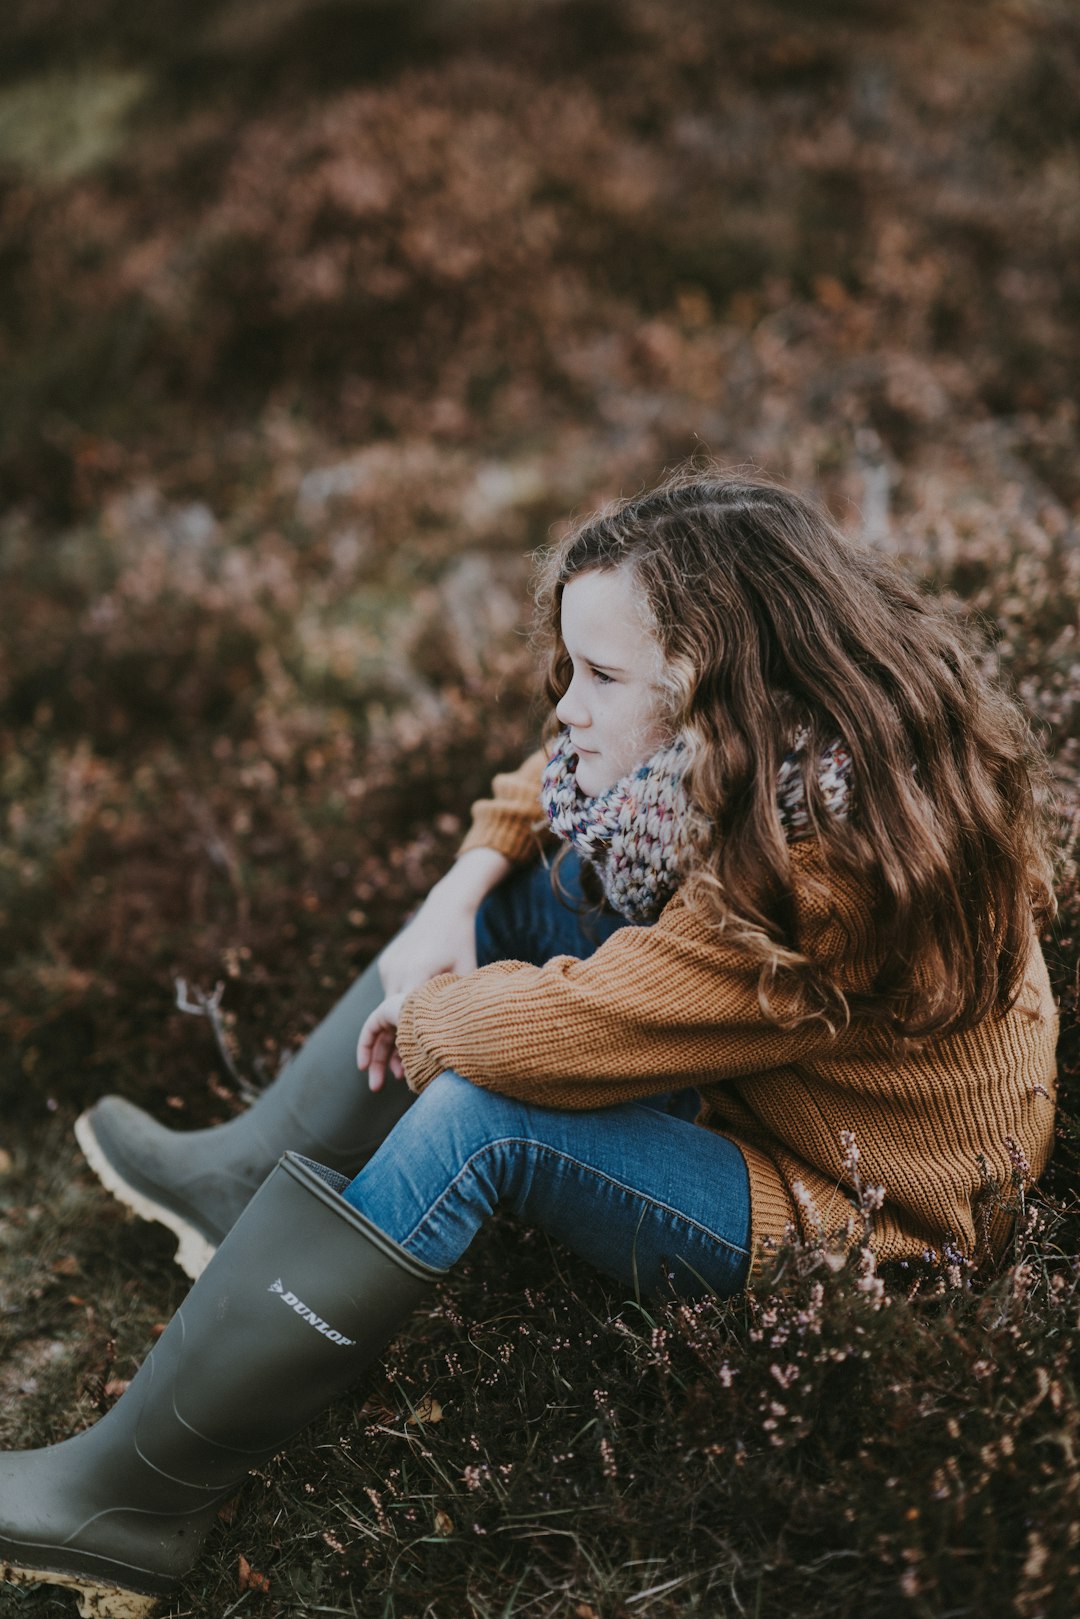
[2,1,1079,1616]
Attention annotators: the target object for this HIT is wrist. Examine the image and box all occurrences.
[434,847,513,910]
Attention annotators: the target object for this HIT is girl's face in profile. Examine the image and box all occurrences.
[555,566,669,796]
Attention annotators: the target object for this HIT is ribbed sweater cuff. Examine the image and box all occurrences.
[458,810,547,865]
[736,1137,799,1282]
[398,975,459,1092]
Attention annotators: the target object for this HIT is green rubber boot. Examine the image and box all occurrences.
[0,1151,442,1618]
[75,956,415,1278]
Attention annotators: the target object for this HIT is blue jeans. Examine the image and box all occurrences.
[343,854,752,1298]
[473,847,632,967]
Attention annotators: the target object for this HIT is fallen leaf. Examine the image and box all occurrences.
[51,1255,80,1276]
[103,1378,130,1399]
[0,1147,13,1175]
[237,1554,270,1593]
[575,1606,600,1619]
[407,1395,443,1425]
[434,1509,454,1537]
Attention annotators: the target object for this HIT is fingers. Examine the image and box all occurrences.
[357,1015,384,1089]
[369,1031,405,1092]
[359,1027,391,1092]
[357,994,407,1092]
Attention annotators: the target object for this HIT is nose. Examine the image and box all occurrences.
[555,672,589,731]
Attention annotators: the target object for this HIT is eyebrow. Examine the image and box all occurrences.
[584,657,627,675]
[564,638,629,675]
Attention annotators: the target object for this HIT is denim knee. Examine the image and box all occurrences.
[371,1071,532,1247]
[413,1068,521,1150]
[414,1067,471,1126]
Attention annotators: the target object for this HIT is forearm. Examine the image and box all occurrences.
[375,846,514,1003]
[396,889,860,1103]
[363,847,516,1089]
[438,846,514,908]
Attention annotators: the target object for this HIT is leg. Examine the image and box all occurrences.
[0,1153,440,1615]
[475,851,633,968]
[78,853,649,1276]
[343,1070,750,1298]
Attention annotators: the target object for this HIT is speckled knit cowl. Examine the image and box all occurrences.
[540,726,853,923]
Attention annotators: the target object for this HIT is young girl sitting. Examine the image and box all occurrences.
[1,471,1059,1617]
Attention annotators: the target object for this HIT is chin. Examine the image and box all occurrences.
[573,759,613,796]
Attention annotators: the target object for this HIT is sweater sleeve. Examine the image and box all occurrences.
[457,747,554,865]
[396,883,865,1105]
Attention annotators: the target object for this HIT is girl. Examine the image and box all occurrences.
[0,471,1059,1617]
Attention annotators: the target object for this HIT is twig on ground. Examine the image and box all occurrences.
[175,978,259,1104]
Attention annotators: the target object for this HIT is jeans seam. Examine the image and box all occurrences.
[398,1135,750,1260]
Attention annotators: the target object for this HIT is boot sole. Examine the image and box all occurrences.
[74,1111,218,1281]
[1,1557,160,1617]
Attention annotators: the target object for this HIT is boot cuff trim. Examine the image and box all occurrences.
[278,1152,448,1282]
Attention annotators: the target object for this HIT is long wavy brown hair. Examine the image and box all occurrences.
[534,468,1056,1042]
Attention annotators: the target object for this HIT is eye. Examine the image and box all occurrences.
[591,666,615,686]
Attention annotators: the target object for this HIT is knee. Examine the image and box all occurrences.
[411,1071,530,1172]
[419,1067,475,1118]
[417,1068,511,1133]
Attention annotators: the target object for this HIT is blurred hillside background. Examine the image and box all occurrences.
[1,2,1079,1617]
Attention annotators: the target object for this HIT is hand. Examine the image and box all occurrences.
[376,848,512,999]
[376,897,477,999]
[357,993,408,1092]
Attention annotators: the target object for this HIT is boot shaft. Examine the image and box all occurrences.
[0,1154,442,1600]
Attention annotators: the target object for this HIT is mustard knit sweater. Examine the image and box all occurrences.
[397,749,1059,1271]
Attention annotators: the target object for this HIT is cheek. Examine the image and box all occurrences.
[604,698,666,775]
[626,693,667,751]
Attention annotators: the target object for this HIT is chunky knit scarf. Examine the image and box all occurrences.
[540,726,853,923]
